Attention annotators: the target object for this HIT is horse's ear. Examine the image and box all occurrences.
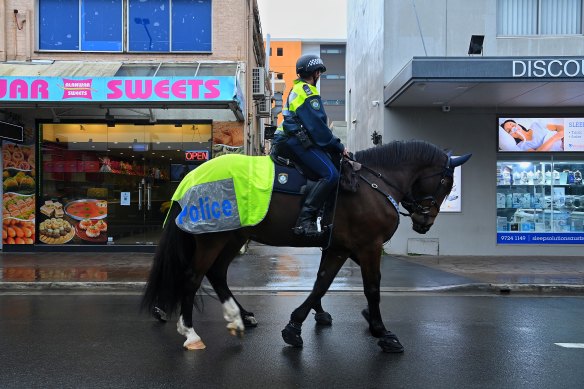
[450,154,472,167]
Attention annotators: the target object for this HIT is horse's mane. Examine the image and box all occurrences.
[354,140,445,168]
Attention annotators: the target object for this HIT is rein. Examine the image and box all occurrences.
[347,153,453,219]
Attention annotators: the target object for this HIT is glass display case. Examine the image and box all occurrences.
[496,160,584,244]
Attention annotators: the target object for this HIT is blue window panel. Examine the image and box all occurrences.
[39,0,79,50]
[129,0,170,52]
[172,0,212,52]
[81,0,123,51]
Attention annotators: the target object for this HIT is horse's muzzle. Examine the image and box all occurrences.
[413,223,432,234]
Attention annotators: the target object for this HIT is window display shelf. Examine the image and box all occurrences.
[497,160,584,244]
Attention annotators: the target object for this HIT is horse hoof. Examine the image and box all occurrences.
[314,312,332,326]
[228,328,244,338]
[377,332,404,353]
[243,314,258,328]
[361,308,371,325]
[185,340,206,350]
[281,322,303,347]
[152,307,168,323]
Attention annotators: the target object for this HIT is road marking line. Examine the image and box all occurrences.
[554,343,584,348]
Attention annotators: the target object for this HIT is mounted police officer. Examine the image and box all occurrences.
[272,54,349,237]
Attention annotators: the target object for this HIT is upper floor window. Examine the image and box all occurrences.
[497,0,582,35]
[323,74,345,80]
[277,47,283,56]
[322,99,345,106]
[38,0,212,52]
[321,48,344,54]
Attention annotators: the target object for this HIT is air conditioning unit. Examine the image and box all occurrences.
[256,96,271,117]
[252,67,266,99]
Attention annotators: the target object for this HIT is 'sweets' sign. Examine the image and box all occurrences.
[0,76,236,102]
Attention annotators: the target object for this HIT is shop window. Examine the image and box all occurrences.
[277,47,283,56]
[38,0,212,53]
[497,0,582,36]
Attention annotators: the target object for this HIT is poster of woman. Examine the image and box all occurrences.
[498,117,565,152]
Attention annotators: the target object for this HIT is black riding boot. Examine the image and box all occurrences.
[293,179,334,237]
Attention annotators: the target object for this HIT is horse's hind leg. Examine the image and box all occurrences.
[177,232,233,350]
[206,235,255,332]
[177,271,206,350]
[282,248,348,347]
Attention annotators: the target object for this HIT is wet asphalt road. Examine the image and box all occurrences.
[1,292,584,388]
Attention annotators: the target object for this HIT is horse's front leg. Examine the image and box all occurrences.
[357,247,404,353]
[282,248,348,347]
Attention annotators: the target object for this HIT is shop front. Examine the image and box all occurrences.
[1,62,246,251]
[380,56,584,255]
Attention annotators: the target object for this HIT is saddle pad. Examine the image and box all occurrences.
[273,163,307,194]
[170,154,274,234]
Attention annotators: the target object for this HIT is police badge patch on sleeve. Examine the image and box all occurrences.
[302,84,313,96]
[310,99,320,110]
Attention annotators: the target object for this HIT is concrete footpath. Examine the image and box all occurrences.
[0,244,583,294]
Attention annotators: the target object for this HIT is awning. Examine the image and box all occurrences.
[384,56,584,108]
[0,61,245,121]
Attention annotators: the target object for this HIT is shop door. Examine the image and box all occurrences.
[104,124,196,246]
[113,149,171,246]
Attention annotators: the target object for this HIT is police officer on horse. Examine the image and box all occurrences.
[272,54,349,237]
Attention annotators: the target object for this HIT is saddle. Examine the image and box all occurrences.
[270,155,360,195]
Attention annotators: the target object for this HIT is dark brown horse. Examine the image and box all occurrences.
[141,140,471,353]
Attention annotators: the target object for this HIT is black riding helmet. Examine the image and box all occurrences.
[296,54,327,76]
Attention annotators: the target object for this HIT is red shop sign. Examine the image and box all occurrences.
[185,150,209,161]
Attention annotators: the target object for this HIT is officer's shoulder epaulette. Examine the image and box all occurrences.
[302,84,313,96]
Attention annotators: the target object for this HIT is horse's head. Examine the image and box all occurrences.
[402,153,471,234]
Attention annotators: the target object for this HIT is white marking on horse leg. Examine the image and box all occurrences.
[176,315,206,350]
[222,297,244,334]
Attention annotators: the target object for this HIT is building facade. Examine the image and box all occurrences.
[267,38,346,124]
[0,0,268,251]
[348,0,584,256]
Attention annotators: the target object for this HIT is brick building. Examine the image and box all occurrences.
[0,0,269,251]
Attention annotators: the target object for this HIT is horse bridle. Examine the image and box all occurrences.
[349,154,454,220]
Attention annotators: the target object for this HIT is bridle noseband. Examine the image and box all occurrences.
[401,161,454,218]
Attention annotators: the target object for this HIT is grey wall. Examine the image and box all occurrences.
[382,107,584,256]
[346,0,385,151]
[383,0,584,74]
[346,0,584,255]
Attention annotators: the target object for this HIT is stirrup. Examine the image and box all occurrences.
[292,221,330,237]
[292,224,322,237]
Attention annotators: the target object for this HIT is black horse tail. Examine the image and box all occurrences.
[141,201,195,317]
